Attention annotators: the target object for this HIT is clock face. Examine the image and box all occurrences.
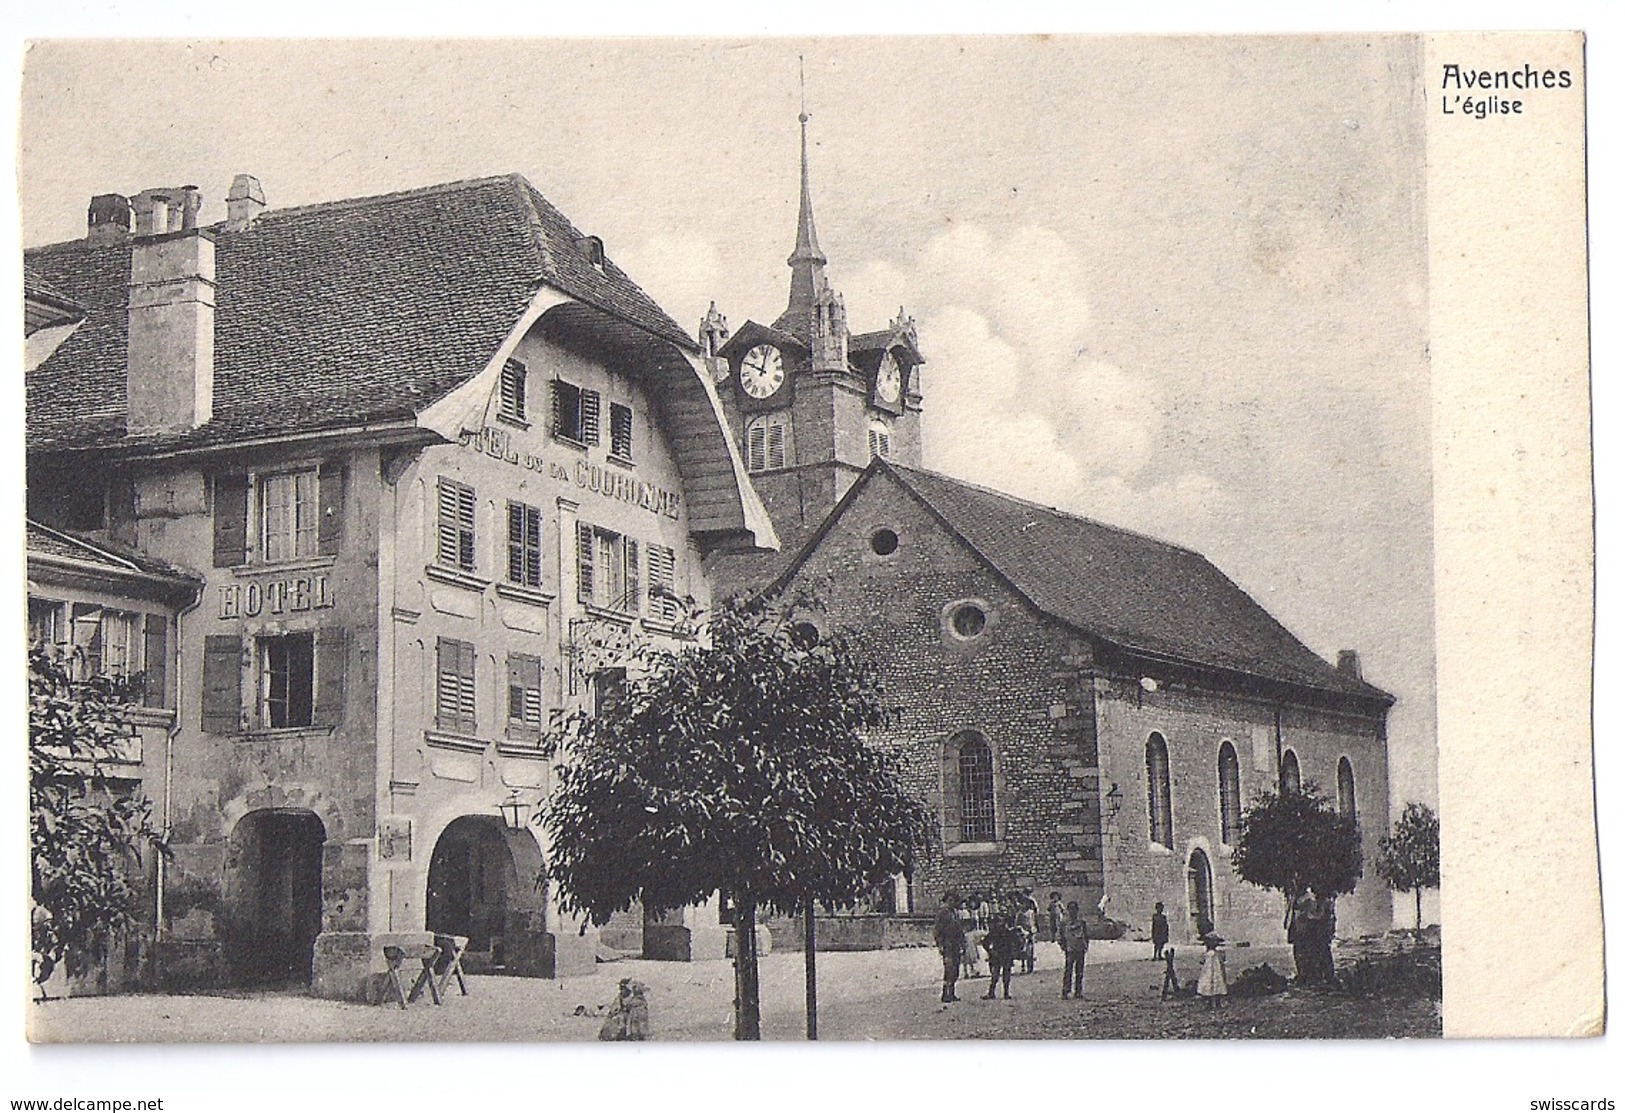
[740,344,785,399]
[875,351,903,405]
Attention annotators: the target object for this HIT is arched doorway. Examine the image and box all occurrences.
[222,809,326,987]
[1187,848,1216,937]
[426,816,545,973]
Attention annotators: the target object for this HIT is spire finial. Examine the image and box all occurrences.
[799,54,809,125]
[788,56,825,269]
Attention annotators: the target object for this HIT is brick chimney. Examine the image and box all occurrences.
[1336,650,1362,679]
[225,174,266,231]
[126,207,216,435]
[87,193,132,243]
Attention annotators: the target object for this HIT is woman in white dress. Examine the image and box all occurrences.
[1196,933,1228,1008]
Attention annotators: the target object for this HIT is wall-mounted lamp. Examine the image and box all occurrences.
[1104,782,1123,820]
[499,790,531,832]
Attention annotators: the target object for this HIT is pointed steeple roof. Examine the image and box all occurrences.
[776,100,830,339]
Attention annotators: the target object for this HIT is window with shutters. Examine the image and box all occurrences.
[436,638,478,736]
[553,379,601,446]
[259,469,320,562]
[576,522,639,614]
[498,359,528,423]
[260,632,314,729]
[646,543,679,625]
[506,501,543,588]
[867,420,892,461]
[141,614,169,709]
[745,414,791,472]
[506,652,544,743]
[609,402,634,461]
[436,478,478,573]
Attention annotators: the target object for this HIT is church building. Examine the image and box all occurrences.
[25,174,774,997]
[707,116,1397,944]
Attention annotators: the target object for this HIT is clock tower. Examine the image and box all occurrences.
[708,101,925,586]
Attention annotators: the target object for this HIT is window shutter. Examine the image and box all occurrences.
[213,473,249,567]
[507,502,526,584]
[767,422,786,469]
[436,639,457,732]
[436,481,458,565]
[313,626,347,728]
[317,461,347,556]
[201,634,243,734]
[458,641,477,734]
[457,485,476,571]
[142,614,168,708]
[576,521,595,604]
[580,389,601,446]
[624,538,640,614]
[551,378,565,437]
[610,403,634,459]
[521,654,542,728]
[747,424,766,472]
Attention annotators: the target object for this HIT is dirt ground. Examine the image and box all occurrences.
[27,938,1441,1043]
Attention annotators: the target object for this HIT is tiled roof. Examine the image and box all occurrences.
[27,520,201,585]
[23,264,84,314]
[780,461,1390,703]
[25,175,695,453]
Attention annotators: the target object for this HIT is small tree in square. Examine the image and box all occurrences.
[1375,802,1440,935]
[1230,781,1364,909]
[542,592,931,1040]
[29,647,167,996]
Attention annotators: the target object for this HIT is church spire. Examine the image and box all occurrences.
[782,57,828,335]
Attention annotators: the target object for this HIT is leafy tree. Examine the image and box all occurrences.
[1375,802,1440,934]
[1230,781,1363,910]
[542,593,931,1040]
[29,647,166,996]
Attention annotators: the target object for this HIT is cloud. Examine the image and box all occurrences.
[615,233,725,337]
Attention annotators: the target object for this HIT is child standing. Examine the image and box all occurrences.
[1197,932,1228,1008]
[981,913,1018,1000]
[1150,901,1170,960]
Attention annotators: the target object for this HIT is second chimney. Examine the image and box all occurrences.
[225,174,266,230]
[126,222,215,436]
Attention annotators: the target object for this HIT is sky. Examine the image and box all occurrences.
[18,36,1436,812]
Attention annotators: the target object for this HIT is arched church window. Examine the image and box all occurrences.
[1337,756,1357,824]
[1146,732,1173,849]
[1280,748,1302,795]
[954,732,996,843]
[1218,740,1242,845]
[745,414,792,472]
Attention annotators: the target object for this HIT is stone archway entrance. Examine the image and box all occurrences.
[222,809,326,987]
[1187,848,1216,937]
[426,816,547,974]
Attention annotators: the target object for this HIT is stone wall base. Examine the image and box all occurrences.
[645,923,729,962]
[151,938,224,993]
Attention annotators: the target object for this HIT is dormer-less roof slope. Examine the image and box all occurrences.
[774,460,1392,706]
[27,519,202,604]
[24,174,696,453]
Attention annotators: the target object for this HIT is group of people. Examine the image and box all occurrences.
[932,889,1092,1003]
[1286,887,1338,986]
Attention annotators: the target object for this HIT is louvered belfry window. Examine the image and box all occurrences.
[958,735,997,843]
[507,501,542,587]
[436,637,478,736]
[868,422,891,461]
[437,478,477,572]
[746,415,789,472]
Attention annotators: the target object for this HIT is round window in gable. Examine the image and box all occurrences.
[869,528,900,556]
[950,602,988,639]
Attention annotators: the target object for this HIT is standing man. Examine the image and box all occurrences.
[1150,901,1170,960]
[1015,888,1040,974]
[1059,900,1091,1000]
[1047,891,1065,946]
[934,891,967,1004]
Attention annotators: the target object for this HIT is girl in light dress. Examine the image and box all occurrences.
[1196,933,1228,1007]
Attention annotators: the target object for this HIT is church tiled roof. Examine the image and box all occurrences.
[24,175,696,454]
[776,460,1390,703]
